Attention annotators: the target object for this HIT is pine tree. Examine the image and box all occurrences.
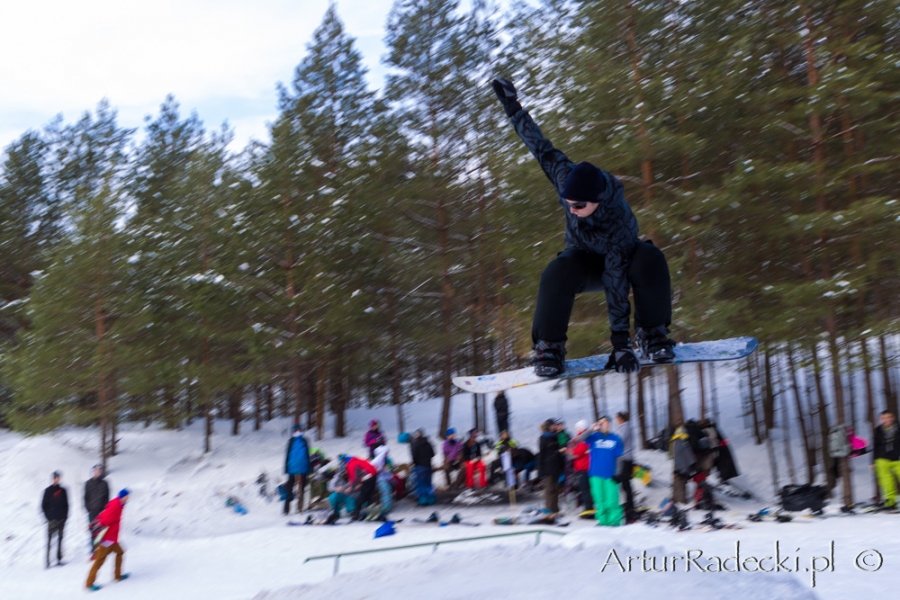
[247,3,377,438]
[383,0,499,434]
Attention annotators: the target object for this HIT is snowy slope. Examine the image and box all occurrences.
[1,359,895,600]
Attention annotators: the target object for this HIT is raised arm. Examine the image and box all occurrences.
[491,78,574,196]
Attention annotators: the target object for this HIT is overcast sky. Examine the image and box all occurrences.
[0,0,435,153]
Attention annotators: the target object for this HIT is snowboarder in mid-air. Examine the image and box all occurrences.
[491,78,676,377]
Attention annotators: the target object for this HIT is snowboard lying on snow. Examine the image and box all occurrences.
[453,336,758,393]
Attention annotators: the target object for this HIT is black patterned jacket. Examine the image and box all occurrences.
[510,107,639,333]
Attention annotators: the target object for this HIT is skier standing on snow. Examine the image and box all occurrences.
[283,424,311,515]
[873,410,900,510]
[491,78,675,377]
[41,471,69,568]
[614,412,636,522]
[582,417,624,526]
[85,489,130,591]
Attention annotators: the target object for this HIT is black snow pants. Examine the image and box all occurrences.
[531,241,671,344]
[46,519,64,567]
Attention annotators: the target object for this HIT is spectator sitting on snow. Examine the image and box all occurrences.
[513,447,537,489]
[326,465,356,524]
[462,429,487,489]
[494,429,518,454]
[489,430,518,484]
[342,454,378,521]
[306,448,332,507]
[364,419,386,459]
[442,428,465,489]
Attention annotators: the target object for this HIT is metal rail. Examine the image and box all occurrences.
[303,529,568,576]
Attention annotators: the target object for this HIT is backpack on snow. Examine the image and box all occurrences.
[781,484,828,513]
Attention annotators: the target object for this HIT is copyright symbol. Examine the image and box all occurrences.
[855,550,883,572]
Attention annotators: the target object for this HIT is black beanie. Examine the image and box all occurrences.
[562,162,605,203]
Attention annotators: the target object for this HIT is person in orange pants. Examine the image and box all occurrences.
[86,489,130,591]
[462,429,487,488]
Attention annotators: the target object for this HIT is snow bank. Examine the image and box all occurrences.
[1,359,896,600]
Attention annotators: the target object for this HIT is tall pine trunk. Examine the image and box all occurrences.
[828,328,853,507]
[811,343,835,490]
[787,345,816,482]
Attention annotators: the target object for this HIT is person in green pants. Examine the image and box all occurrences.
[583,417,624,526]
[873,410,900,510]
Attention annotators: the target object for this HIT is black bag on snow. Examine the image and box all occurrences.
[781,484,827,513]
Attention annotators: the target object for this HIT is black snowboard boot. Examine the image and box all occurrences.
[531,341,566,377]
[635,326,675,363]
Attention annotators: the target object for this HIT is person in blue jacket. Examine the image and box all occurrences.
[583,416,624,526]
[284,424,311,515]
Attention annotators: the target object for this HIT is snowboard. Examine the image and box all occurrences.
[453,336,758,393]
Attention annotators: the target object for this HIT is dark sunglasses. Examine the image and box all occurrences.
[566,200,589,210]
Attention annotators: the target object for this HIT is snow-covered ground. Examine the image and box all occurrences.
[1,360,895,600]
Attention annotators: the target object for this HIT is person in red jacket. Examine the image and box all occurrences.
[341,455,378,521]
[85,489,130,591]
[569,420,593,511]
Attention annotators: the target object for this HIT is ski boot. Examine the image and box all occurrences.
[635,325,675,363]
[531,341,566,377]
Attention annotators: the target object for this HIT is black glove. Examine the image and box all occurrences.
[605,332,642,374]
[491,78,522,118]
